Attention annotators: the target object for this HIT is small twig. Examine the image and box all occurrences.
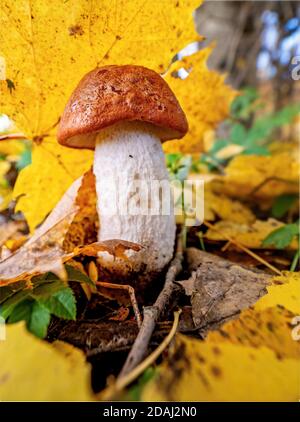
[221,240,231,252]
[118,235,183,378]
[100,310,181,400]
[204,220,282,276]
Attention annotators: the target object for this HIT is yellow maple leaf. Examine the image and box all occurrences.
[0,185,12,212]
[142,334,300,401]
[0,139,25,158]
[13,135,93,230]
[0,322,94,401]
[163,47,237,153]
[0,0,200,137]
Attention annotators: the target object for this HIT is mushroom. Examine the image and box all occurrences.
[57,65,188,284]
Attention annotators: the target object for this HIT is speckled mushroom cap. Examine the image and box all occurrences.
[57,65,188,149]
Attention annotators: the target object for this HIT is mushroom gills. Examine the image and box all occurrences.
[93,121,176,277]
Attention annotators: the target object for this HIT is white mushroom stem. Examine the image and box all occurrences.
[93,121,176,277]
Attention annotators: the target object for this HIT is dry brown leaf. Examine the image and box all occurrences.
[0,212,76,285]
[0,170,140,286]
[181,248,270,331]
[0,220,26,248]
[0,234,140,287]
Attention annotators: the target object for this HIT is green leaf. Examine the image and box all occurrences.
[27,301,51,338]
[272,194,298,219]
[7,299,51,338]
[0,281,26,305]
[65,265,94,286]
[262,223,299,249]
[229,123,247,145]
[167,154,192,182]
[0,289,31,319]
[31,279,68,299]
[246,104,300,146]
[7,298,34,324]
[166,153,182,168]
[31,265,93,286]
[38,287,76,320]
[230,87,259,119]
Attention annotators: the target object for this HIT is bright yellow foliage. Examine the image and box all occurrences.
[0,0,200,137]
[0,0,235,230]
[163,48,236,153]
[204,181,255,224]
[255,272,300,314]
[0,139,25,158]
[217,152,299,199]
[13,135,92,231]
[208,306,300,360]
[0,322,94,401]
[143,271,300,402]
[142,334,300,401]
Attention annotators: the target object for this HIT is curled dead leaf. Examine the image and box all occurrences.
[0,170,140,286]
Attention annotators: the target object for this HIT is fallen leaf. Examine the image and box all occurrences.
[254,272,300,314]
[0,171,140,286]
[63,169,98,252]
[208,306,300,360]
[0,234,141,287]
[181,248,269,330]
[142,334,300,401]
[215,152,299,200]
[0,322,94,401]
[204,181,255,224]
[205,218,299,250]
[109,306,130,322]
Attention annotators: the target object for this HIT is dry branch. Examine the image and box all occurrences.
[118,236,183,379]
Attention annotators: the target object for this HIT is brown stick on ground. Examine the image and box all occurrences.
[118,235,183,379]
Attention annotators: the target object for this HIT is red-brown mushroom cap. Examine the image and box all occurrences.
[57,65,188,149]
